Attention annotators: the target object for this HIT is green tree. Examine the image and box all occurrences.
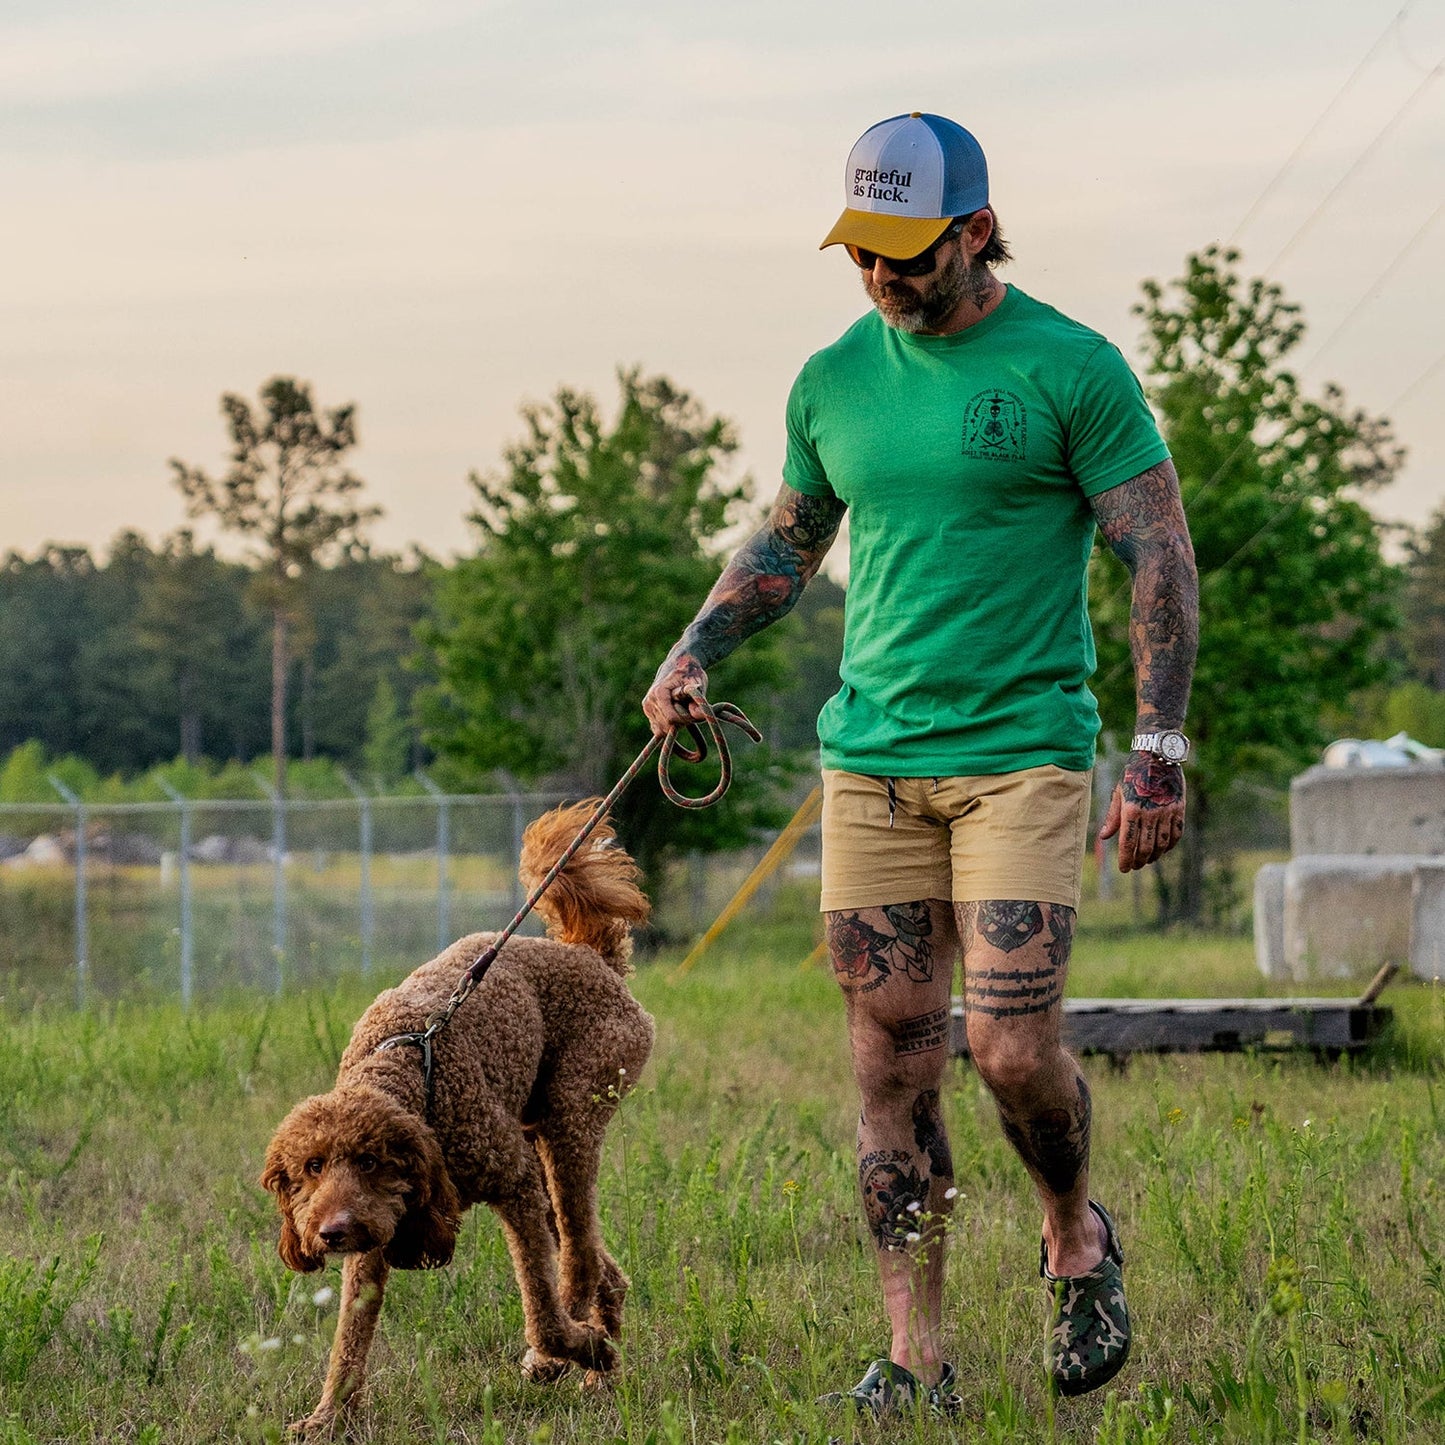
[0,538,178,772]
[1091,247,1403,923]
[133,530,267,763]
[170,377,380,796]
[419,369,794,888]
[1403,505,1445,689]
[362,676,411,785]
[305,549,432,768]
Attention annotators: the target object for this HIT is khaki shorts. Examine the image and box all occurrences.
[819,766,1093,913]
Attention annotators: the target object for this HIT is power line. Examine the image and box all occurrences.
[1091,321,1445,697]
[1266,60,1443,272]
[1230,5,1409,245]
[1390,346,1445,410]
[1307,197,1445,366]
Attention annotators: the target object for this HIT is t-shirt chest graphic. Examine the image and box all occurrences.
[962,388,1028,461]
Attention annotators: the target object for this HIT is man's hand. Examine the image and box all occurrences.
[642,653,709,737]
[1098,752,1186,871]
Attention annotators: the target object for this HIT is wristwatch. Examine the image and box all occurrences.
[1131,729,1190,764]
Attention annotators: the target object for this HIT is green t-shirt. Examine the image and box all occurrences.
[783,285,1169,776]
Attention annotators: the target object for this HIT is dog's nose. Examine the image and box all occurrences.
[319,1215,352,1249]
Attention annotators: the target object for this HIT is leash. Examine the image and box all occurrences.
[373,691,761,1113]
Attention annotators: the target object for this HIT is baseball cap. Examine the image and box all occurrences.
[820,112,989,259]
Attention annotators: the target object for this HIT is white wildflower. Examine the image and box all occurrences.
[312,1286,335,1307]
[944,1187,959,1200]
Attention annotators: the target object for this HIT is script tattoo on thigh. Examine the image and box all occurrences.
[859,1150,928,1250]
[964,965,1064,1018]
[828,902,934,993]
[911,1088,953,1179]
[976,900,1044,952]
[894,1007,950,1056]
[999,1074,1092,1197]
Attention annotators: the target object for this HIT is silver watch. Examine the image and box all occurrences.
[1131,729,1190,764]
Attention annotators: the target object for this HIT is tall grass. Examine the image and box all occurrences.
[0,885,1441,1441]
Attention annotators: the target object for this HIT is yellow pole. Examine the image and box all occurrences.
[798,938,828,972]
[670,785,823,981]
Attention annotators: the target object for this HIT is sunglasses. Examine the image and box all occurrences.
[845,218,966,277]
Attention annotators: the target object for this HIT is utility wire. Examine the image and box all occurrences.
[1389,347,1445,410]
[1230,5,1409,245]
[1173,180,1442,517]
[1266,60,1443,272]
[1307,197,1445,366]
[1091,330,1445,696]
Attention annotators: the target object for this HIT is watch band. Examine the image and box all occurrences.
[1131,730,1190,763]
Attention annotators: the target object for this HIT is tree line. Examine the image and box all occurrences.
[3,249,1444,910]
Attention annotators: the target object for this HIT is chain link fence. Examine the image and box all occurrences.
[0,788,823,1009]
[0,768,1284,1009]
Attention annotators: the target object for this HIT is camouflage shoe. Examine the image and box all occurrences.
[1042,1201,1131,1397]
[819,1358,962,1419]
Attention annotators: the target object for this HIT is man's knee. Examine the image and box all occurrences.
[967,1020,1057,1098]
[850,1016,949,1105]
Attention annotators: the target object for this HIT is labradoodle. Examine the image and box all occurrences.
[260,800,655,1435]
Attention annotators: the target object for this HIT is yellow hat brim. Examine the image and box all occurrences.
[819,209,954,258]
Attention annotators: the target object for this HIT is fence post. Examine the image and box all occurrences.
[340,771,374,977]
[47,775,87,1009]
[252,772,287,995]
[510,791,525,915]
[157,779,194,1010]
[416,771,451,954]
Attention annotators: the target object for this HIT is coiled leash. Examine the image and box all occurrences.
[374,691,762,1113]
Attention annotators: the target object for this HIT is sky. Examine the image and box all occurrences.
[3,0,1443,568]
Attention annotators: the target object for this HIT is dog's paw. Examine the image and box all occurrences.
[581,1368,616,1393]
[567,1323,617,1374]
[287,1410,337,1438]
[522,1347,572,1385]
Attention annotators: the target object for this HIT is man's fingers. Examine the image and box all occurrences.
[1116,804,1187,870]
[1098,787,1123,842]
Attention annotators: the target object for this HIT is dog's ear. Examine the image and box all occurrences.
[382,1116,461,1270]
[260,1131,327,1274]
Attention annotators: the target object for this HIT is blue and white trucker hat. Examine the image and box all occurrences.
[820,111,989,259]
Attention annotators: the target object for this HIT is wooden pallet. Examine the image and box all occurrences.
[949,964,1397,1059]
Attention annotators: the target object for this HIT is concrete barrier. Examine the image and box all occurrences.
[1410,862,1445,983]
[1253,863,1288,979]
[1291,765,1445,857]
[1282,855,1416,981]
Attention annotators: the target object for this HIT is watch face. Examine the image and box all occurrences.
[1161,733,1188,762]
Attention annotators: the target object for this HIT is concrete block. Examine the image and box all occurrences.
[1253,864,1288,979]
[1283,856,1416,981]
[1409,862,1445,983]
[1291,765,1445,857]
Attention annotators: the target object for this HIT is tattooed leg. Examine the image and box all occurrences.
[958,900,1105,1278]
[830,899,959,1384]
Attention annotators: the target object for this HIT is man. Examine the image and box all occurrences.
[643,112,1197,1414]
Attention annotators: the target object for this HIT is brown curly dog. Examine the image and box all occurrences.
[260,801,655,1436]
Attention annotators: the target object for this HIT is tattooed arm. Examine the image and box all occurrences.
[1090,459,1199,871]
[642,483,847,734]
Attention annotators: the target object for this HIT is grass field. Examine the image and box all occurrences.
[1,879,1442,1443]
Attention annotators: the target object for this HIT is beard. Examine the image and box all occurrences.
[863,247,988,334]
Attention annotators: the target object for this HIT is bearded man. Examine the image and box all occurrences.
[643,111,1198,1416]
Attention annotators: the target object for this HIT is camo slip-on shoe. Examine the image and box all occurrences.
[1042,1200,1131,1397]
[818,1357,963,1418]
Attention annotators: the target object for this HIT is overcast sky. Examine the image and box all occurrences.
[4,0,1443,567]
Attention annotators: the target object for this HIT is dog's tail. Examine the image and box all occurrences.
[519,800,650,971]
